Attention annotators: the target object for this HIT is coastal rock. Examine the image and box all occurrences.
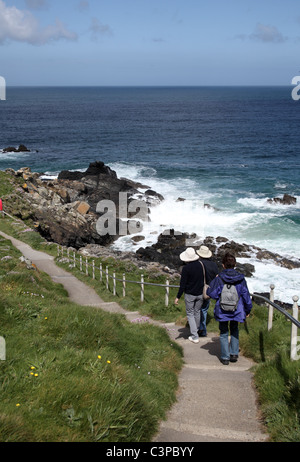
[4,161,164,249]
[136,229,199,269]
[58,161,164,212]
[2,144,30,153]
[136,231,300,277]
[267,194,297,205]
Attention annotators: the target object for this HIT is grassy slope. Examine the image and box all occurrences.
[0,233,183,442]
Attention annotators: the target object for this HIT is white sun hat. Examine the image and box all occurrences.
[179,247,200,262]
[197,245,212,258]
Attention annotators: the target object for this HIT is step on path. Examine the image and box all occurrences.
[0,231,268,443]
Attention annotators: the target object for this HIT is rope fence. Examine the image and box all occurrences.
[58,244,300,361]
[59,245,176,306]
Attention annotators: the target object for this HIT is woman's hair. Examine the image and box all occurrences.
[222,253,236,269]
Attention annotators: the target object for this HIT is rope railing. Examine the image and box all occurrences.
[59,245,176,305]
[58,245,300,361]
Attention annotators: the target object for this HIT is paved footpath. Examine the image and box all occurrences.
[0,231,269,443]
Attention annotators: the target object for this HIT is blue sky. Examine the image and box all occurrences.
[0,0,299,86]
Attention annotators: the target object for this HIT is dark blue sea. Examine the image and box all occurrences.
[0,86,299,301]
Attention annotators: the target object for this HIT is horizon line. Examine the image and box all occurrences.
[5,84,293,88]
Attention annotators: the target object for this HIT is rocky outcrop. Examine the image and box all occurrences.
[267,194,297,205]
[136,230,300,277]
[2,144,30,153]
[3,163,300,279]
[4,161,164,249]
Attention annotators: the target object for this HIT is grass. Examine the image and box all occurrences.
[0,234,183,442]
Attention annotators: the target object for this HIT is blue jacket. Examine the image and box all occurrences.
[206,268,252,323]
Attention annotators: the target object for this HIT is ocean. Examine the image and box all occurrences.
[0,86,300,303]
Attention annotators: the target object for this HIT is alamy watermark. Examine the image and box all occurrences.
[0,76,6,101]
[95,192,205,245]
[292,76,300,101]
[96,192,148,237]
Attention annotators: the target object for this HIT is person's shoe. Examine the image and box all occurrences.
[188,336,200,344]
[230,355,238,362]
[198,330,207,337]
[220,358,229,365]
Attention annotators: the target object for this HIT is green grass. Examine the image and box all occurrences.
[0,171,16,197]
[0,235,183,442]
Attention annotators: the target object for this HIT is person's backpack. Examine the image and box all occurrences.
[219,278,239,312]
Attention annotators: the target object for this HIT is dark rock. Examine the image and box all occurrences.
[136,229,198,269]
[5,161,162,250]
[2,144,30,153]
[267,194,297,205]
[144,189,165,204]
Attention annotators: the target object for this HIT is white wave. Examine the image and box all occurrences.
[0,150,30,161]
[274,182,287,189]
[238,195,300,210]
[40,171,59,180]
[240,257,300,304]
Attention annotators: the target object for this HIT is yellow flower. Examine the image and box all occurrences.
[30,366,36,370]
[34,373,38,377]
[30,372,34,376]
[107,360,111,364]
[44,317,48,320]
[16,403,21,407]
[97,355,101,359]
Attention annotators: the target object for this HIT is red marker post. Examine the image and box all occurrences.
[0,198,3,218]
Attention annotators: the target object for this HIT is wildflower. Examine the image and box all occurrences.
[30,366,36,370]
[16,403,21,407]
[30,372,34,376]
[34,373,38,377]
[107,360,111,364]
[97,355,101,359]
[44,317,48,320]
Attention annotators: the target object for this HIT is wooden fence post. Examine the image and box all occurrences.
[106,266,109,290]
[85,257,88,276]
[123,273,126,297]
[100,263,103,282]
[57,245,60,257]
[92,261,95,280]
[80,256,82,272]
[113,272,116,296]
[268,284,275,331]
[73,252,76,268]
[141,274,144,302]
[291,295,299,361]
[165,279,169,307]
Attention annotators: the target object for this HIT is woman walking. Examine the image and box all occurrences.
[175,247,204,344]
[207,253,252,365]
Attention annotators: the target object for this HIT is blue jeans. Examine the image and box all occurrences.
[184,294,203,339]
[199,299,210,335]
[219,321,239,360]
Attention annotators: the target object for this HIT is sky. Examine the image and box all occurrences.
[0,0,299,86]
